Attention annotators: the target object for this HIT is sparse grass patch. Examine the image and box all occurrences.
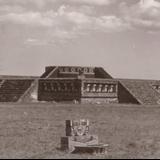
[0,103,160,158]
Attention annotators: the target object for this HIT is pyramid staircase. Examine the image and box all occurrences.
[0,79,34,102]
[18,79,39,102]
[119,79,160,105]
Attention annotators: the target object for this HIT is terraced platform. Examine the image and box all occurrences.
[119,79,160,105]
[41,66,113,79]
[0,66,160,105]
[0,79,34,102]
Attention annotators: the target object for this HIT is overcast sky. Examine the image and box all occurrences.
[0,0,160,79]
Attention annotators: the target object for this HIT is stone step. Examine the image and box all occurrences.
[119,79,160,105]
[0,80,33,102]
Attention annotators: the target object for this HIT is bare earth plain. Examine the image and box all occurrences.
[0,103,160,159]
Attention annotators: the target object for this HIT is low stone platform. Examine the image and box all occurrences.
[61,135,99,152]
[60,119,108,154]
[73,144,108,154]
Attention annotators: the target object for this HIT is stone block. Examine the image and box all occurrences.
[60,119,108,154]
[61,135,99,152]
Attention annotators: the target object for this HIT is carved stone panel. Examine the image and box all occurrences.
[38,79,81,102]
[58,67,95,74]
[83,83,116,93]
[66,119,89,137]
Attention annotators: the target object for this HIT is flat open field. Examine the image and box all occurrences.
[0,103,160,159]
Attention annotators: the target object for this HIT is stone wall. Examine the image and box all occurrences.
[38,78,118,103]
[81,98,118,104]
[80,79,118,104]
[40,66,113,79]
[57,66,95,78]
[41,66,95,79]
[38,79,81,102]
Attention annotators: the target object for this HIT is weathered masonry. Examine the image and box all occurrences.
[38,79,118,103]
[0,66,160,105]
[38,66,118,103]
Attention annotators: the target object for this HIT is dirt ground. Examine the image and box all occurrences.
[0,103,160,159]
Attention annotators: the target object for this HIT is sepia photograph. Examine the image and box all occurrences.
[0,0,160,159]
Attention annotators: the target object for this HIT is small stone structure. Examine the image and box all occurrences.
[61,119,108,154]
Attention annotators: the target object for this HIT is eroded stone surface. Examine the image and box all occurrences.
[61,119,108,154]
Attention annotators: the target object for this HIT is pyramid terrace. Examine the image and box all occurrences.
[0,66,160,105]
